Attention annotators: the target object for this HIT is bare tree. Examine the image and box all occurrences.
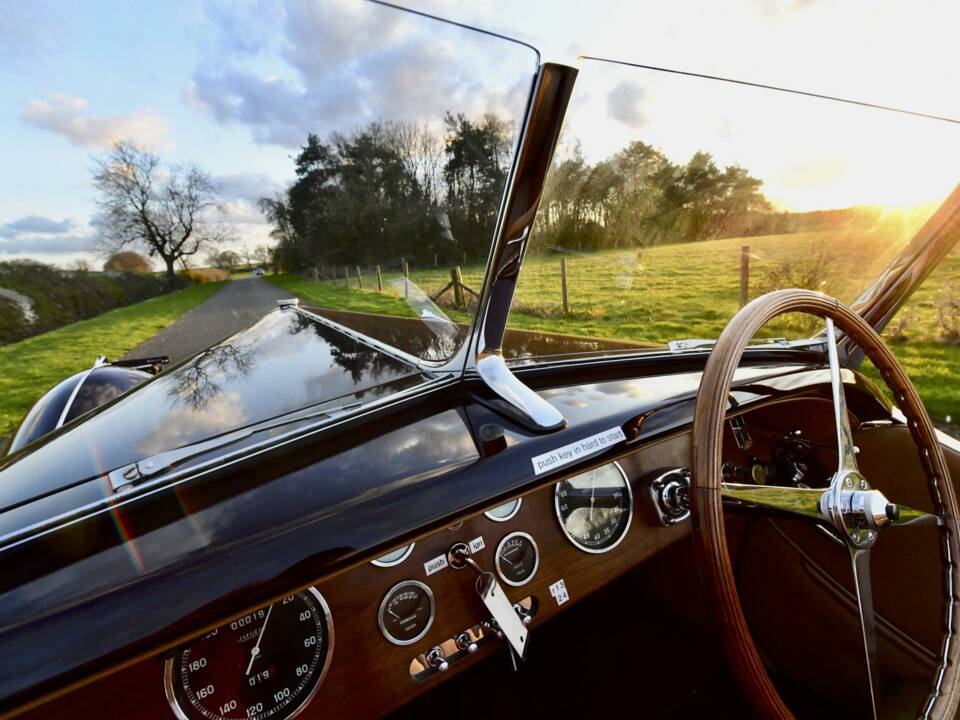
[93,141,233,278]
[385,121,446,205]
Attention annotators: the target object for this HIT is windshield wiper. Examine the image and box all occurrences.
[667,337,825,353]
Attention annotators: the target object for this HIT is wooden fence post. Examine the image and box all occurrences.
[451,267,465,308]
[402,260,409,300]
[343,266,349,288]
[376,265,383,292]
[739,246,750,307]
[462,251,467,265]
[356,266,363,290]
[560,257,569,314]
[434,253,438,268]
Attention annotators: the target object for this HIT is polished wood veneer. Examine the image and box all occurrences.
[21,433,690,719]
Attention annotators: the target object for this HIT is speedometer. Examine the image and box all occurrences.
[164,588,333,720]
[554,462,633,553]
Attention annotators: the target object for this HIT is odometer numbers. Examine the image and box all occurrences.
[555,462,633,553]
[165,588,333,720]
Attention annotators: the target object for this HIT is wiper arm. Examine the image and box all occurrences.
[667,337,825,353]
[106,399,365,492]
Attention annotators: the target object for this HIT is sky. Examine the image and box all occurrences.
[1,0,959,268]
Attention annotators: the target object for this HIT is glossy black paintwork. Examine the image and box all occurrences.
[310,307,649,361]
[7,366,151,455]
[0,351,890,711]
[0,308,427,514]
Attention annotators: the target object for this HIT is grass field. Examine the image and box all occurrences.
[0,281,225,440]
[269,228,960,426]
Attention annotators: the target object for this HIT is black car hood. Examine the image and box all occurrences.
[0,308,427,514]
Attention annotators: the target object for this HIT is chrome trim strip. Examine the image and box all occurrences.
[54,365,98,430]
[292,305,441,375]
[378,580,435,646]
[0,375,459,552]
[163,586,334,720]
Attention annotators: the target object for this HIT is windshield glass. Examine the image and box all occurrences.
[0,1,537,451]
[508,58,960,355]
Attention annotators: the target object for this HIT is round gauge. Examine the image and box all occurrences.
[164,588,333,720]
[485,497,523,522]
[378,580,435,646]
[554,462,633,553]
[495,531,540,586]
[370,543,415,568]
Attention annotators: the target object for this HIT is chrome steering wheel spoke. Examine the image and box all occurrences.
[851,546,882,720]
[721,483,827,521]
[825,317,860,475]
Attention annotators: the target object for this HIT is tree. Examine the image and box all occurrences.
[103,250,151,273]
[253,244,274,266]
[92,141,233,278]
[206,249,242,270]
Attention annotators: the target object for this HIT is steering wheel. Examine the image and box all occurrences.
[691,289,960,719]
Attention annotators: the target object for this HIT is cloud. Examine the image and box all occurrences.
[187,0,536,147]
[607,80,646,127]
[0,214,94,254]
[0,215,74,238]
[19,92,173,148]
[0,233,94,254]
[211,173,286,225]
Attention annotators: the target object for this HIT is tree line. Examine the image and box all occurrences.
[259,112,513,272]
[260,113,891,272]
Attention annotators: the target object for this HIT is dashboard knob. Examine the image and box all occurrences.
[425,646,449,673]
[514,603,533,627]
[455,632,478,654]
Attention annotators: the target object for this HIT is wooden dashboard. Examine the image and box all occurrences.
[19,429,692,719]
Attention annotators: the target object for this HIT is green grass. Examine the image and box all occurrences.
[268,227,960,427]
[0,281,225,438]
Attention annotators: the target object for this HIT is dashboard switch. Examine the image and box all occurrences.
[425,646,449,673]
[455,632,479,654]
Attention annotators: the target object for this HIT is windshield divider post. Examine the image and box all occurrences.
[470,62,578,432]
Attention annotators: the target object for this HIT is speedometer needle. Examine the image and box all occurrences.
[245,604,274,676]
[589,471,597,523]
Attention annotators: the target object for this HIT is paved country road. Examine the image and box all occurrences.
[123,277,291,363]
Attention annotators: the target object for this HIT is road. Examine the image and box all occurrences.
[123,277,291,363]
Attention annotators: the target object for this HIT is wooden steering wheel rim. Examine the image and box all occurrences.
[691,288,960,719]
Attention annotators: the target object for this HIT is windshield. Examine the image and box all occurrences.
[508,58,960,355]
[0,1,537,450]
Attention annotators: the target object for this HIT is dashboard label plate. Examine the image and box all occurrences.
[531,426,626,476]
[424,554,449,576]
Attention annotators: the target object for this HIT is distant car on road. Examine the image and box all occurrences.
[254,267,264,277]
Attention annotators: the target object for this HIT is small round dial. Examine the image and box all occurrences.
[370,543,415,567]
[164,588,332,720]
[378,580,435,646]
[485,497,522,522]
[554,462,633,553]
[495,532,539,586]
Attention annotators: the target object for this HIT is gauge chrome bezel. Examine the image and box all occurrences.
[163,586,334,720]
[378,580,436,646]
[554,461,634,555]
[494,531,540,587]
[370,542,416,568]
[484,497,523,522]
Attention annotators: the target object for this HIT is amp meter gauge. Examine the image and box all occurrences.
[378,580,436,646]
[495,531,540,586]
